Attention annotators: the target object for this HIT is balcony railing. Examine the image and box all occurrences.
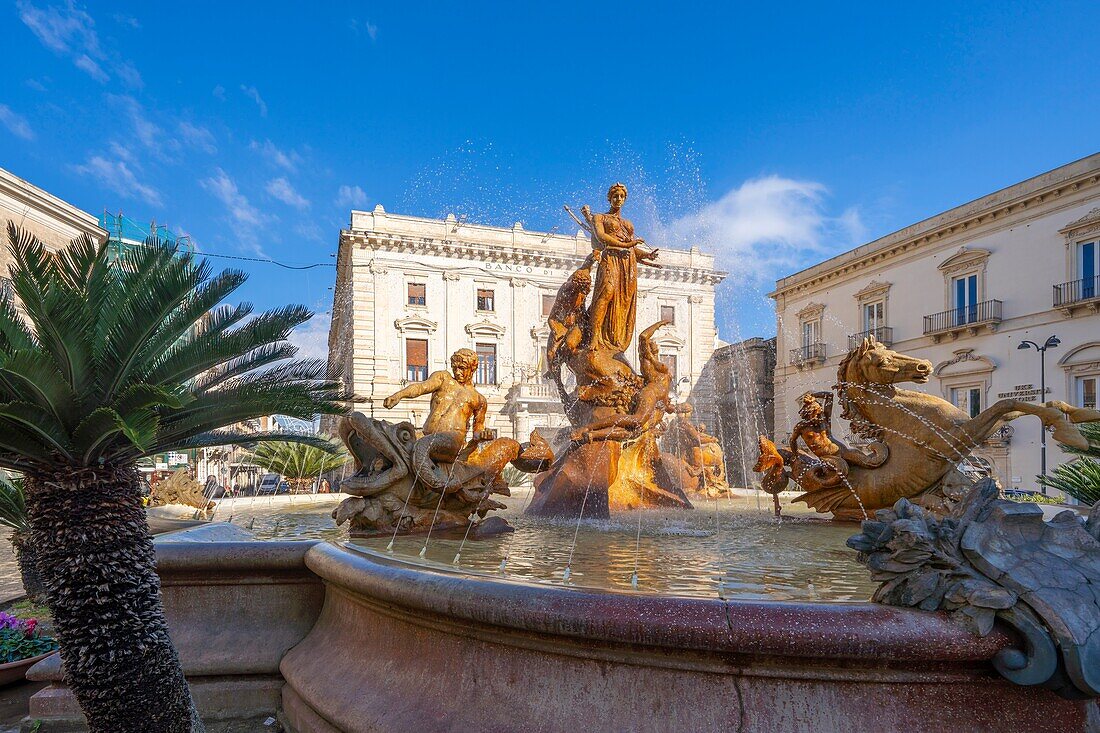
[848,326,893,350]
[1053,275,1100,309]
[789,342,827,366]
[923,299,1002,338]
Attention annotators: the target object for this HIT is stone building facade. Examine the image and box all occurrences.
[0,167,106,270]
[770,153,1100,493]
[326,206,725,440]
[711,337,776,487]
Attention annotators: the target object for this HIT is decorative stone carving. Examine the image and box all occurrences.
[755,337,1100,520]
[795,302,825,321]
[847,480,1099,699]
[394,315,438,334]
[1059,206,1100,238]
[530,184,693,517]
[334,348,552,537]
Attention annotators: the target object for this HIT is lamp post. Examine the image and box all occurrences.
[1017,335,1060,487]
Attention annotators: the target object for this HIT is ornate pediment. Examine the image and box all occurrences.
[854,280,891,302]
[1058,341,1100,373]
[1059,207,1100,238]
[796,302,825,321]
[938,247,991,276]
[465,320,506,339]
[934,348,997,377]
[653,333,686,350]
[393,315,438,334]
[529,325,550,341]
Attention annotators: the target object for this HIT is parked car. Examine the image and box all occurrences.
[257,473,283,494]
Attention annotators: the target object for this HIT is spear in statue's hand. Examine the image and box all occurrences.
[563,205,593,234]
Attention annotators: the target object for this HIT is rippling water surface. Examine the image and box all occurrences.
[223,489,877,602]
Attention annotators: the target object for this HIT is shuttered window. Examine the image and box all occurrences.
[475,343,497,385]
[407,282,426,306]
[477,288,495,311]
[406,339,428,382]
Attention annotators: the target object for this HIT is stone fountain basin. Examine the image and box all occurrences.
[23,534,1096,731]
[280,542,1095,733]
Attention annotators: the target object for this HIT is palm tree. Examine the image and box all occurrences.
[1037,421,1100,505]
[0,474,45,601]
[245,439,347,491]
[0,224,346,733]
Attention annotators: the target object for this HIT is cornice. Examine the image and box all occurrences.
[394,315,438,334]
[0,169,106,242]
[465,320,506,339]
[770,156,1100,299]
[853,279,891,302]
[796,302,826,320]
[937,246,991,275]
[340,230,727,286]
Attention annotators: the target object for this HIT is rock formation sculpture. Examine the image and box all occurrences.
[756,336,1100,520]
[847,479,1099,699]
[529,184,695,518]
[334,348,551,537]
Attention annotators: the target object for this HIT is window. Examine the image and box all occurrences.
[406,339,428,382]
[477,288,495,312]
[659,353,678,382]
[863,301,885,332]
[541,294,556,317]
[801,320,820,349]
[953,274,978,326]
[407,282,426,307]
[1079,241,1098,299]
[1078,375,1098,410]
[475,343,497,385]
[951,386,982,419]
[661,305,676,325]
[538,343,550,382]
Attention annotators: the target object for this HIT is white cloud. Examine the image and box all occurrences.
[288,309,330,362]
[17,1,141,88]
[25,78,48,92]
[201,168,261,226]
[179,121,216,154]
[113,13,140,29]
[240,84,267,117]
[72,155,162,208]
[73,53,108,82]
[200,168,267,255]
[212,84,226,100]
[655,175,864,283]
[107,95,178,161]
[0,105,35,141]
[249,139,302,172]
[349,18,378,41]
[266,177,310,209]
[335,184,368,208]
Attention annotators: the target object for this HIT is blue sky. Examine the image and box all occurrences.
[1,1,1098,357]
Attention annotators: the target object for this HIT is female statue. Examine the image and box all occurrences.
[582,183,658,354]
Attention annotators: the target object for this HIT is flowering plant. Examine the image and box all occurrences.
[0,611,58,664]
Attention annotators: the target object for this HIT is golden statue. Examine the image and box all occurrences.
[659,405,729,499]
[334,349,551,536]
[530,186,693,518]
[581,183,659,354]
[756,337,1100,520]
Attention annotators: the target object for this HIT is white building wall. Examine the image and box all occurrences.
[772,154,1100,495]
[329,207,725,440]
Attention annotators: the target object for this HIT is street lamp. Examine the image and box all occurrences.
[1017,335,1060,486]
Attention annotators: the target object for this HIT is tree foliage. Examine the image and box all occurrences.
[1039,420,1100,505]
[0,224,348,474]
[246,439,347,488]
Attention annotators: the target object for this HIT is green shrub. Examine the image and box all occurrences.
[1036,457,1100,506]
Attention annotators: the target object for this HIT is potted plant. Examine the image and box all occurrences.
[0,610,59,686]
[0,476,44,602]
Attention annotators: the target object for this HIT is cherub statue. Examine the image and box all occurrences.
[571,321,689,443]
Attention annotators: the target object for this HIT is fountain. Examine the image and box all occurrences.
[28,185,1098,731]
[756,336,1100,520]
[528,183,696,517]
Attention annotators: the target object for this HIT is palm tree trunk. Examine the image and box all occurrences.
[10,530,45,603]
[24,466,204,733]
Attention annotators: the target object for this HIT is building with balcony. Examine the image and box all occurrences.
[326,205,725,441]
[770,153,1100,493]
